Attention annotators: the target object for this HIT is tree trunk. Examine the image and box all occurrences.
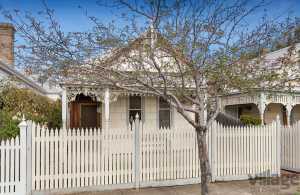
[196,127,210,195]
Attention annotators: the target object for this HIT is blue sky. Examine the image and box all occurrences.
[0,0,300,42]
[0,0,117,32]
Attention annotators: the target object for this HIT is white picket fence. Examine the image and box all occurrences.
[281,121,300,172]
[30,123,201,193]
[0,120,27,195]
[31,124,134,192]
[27,119,282,194]
[211,121,281,181]
[0,117,287,195]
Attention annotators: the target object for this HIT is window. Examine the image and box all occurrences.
[129,96,142,128]
[159,97,171,128]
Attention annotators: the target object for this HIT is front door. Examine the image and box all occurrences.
[81,104,98,128]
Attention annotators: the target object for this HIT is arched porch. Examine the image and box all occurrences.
[220,91,300,126]
[264,103,287,125]
[224,103,289,125]
[291,104,300,125]
[61,86,113,130]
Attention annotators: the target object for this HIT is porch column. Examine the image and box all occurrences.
[259,109,265,125]
[285,104,292,126]
[258,92,266,125]
[104,88,110,131]
[217,97,224,112]
[62,88,67,129]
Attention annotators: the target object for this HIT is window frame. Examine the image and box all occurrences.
[128,95,144,129]
[158,97,172,129]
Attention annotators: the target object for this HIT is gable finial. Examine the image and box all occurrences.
[150,22,157,48]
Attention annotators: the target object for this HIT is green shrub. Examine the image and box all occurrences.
[0,110,19,139]
[240,115,262,126]
[0,84,61,138]
[46,100,62,129]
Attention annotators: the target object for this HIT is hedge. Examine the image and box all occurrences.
[240,115,262,126]
[0,83,61,139]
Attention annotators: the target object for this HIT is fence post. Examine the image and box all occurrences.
[26,121,32,195]
[18,117,28,195]
[134,113,140,188]
[276,115,281,177]
[211,121,217,182]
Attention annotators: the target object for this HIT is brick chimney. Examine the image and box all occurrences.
[0,23,15,65]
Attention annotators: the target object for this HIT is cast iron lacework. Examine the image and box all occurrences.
[66,87,120,103]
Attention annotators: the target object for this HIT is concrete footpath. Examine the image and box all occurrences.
[59,180,300,195]
[59,171,300,195]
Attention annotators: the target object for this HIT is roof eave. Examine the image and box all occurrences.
[0,61,48,95]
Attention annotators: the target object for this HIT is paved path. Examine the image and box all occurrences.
[57,171,300,195]
[58,179,300,195]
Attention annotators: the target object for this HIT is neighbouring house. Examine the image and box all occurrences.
[220,44,300,126]
[0,23,61,100]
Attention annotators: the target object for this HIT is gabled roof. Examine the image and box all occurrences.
[263,43,300,62]
[99,29,189,66]
[62,28,300,96]
[62,28,190,87]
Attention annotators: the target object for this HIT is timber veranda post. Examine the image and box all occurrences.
[134,113,141,188]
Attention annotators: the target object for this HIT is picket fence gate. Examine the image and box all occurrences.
[281,121,300,172]
[0,117,283,195]
[212,120,280,181]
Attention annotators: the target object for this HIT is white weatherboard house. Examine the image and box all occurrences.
[60,32,194,131]
[59,31,300,130]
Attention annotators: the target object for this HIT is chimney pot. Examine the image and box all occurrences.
[0,23,15,66]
